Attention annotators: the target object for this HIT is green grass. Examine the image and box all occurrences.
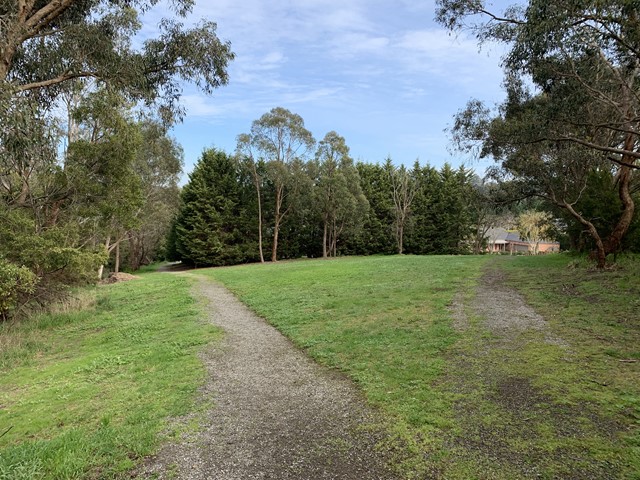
[202,254,640,478]
[434,255,640,479]
[3,254,638,479]
[0,273,220,479]
[490,254,640,478]
[201,255,489,476]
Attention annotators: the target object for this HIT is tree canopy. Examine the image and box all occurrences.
[0,0,233,318]
[1,0,234,116]
[438,0,640,267]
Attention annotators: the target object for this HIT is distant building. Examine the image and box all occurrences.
[485,227,560,254]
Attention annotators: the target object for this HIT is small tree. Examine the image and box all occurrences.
[388,160,417,255]
[517,210,553,255]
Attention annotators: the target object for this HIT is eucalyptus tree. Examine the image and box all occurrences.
[437,0,640,266]
[388,160,417,255]
[0,0,234,311]
[236,133,265,262]
[242,107,315,261]
[66,88,143,278]
[315,131,368,258]
[0,0,234,114]
[126,118,183,270]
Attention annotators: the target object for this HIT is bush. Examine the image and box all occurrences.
[0,260,38,320]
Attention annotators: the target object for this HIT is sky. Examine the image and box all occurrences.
[141,0,511,180]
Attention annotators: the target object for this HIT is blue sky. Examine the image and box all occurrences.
[142,1,510,180]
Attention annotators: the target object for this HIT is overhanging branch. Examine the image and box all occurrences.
[16,71,100,91]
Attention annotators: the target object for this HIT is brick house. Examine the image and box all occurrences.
[485,227,560,254]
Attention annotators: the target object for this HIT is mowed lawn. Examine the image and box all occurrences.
[204,254,640,479]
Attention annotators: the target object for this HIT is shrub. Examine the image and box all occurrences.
[0,260,38,321]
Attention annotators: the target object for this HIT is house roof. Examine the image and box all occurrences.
[486,227,511,242]
[485,227,559,245]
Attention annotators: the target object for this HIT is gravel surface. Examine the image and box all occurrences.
[470,266,568,347]
[138,275,395,480]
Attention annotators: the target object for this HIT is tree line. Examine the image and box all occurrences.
[167,108,492,267]
[3,0,640,319]
[168,105,640,269]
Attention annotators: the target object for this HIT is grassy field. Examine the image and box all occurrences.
[1,254,638,479]
[0,273,220,479]
[204,254,640,479]
[202,255,489,476]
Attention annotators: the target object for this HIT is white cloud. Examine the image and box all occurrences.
[280,86,344,105]
[330,32,390,59]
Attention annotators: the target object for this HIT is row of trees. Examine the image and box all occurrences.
[168,108,487,267]
[0,0,234,318]
[169,108,640,269]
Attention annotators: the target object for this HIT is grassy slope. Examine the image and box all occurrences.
[0,273,220,480]
[204,254,640,479]
[2,255,637,479]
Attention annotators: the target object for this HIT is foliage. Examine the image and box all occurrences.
[0,260,38,321]
[0,273,220,479]
[516,209,553,254]
[389,161,417,254]
[0,1,234,117]
[348,162,396,255]
[0,207,106,317]
[124,119,183,270]
[404,163,475,255]
[173,148,258,267]
[314,131,369,257]
[171,130,482,265]
[0,0,230,314]
[240,107,316,261]
[438,0,640,267]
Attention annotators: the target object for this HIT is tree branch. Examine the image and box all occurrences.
[24,0,76,37]
[479,9,525,25]
[554,137,640,167]
[16,71,99,91]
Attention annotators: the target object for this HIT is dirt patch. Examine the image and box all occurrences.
[137,275,395,480]
[443,262,620,478]
[100,272,140,284]
[472,267,568,347]
[448,292,468,331]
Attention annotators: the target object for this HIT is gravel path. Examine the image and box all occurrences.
[139,275,395,480]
